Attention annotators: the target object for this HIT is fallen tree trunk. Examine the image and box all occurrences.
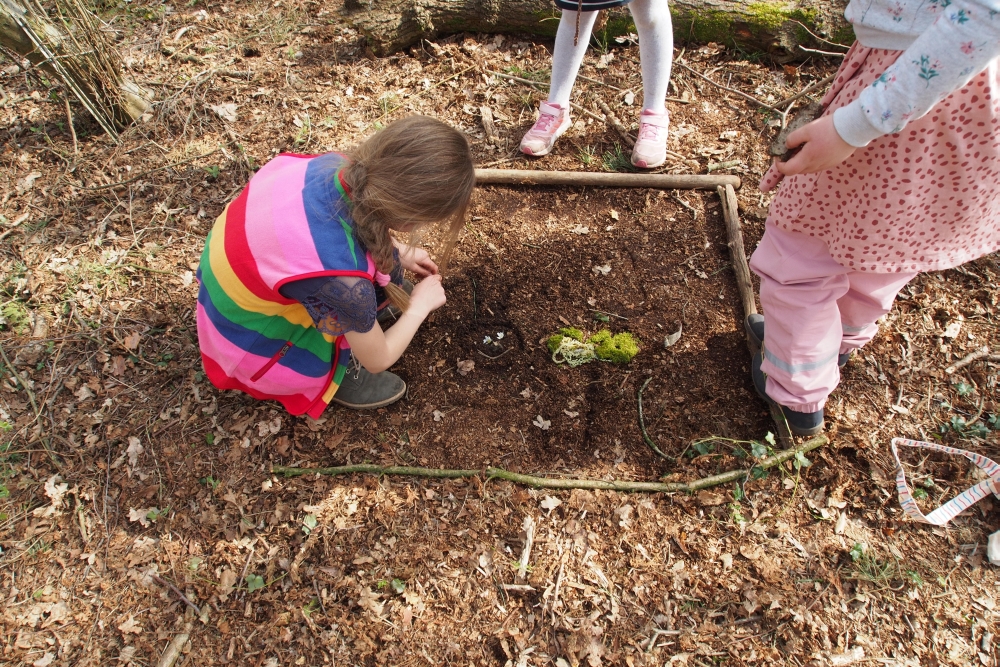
[339,0,853,61]
[0,0,151,141]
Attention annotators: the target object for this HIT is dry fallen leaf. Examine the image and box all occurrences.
[117,615,143,635]
[532,415,551,430]
[540,495,562,511]
[211,103,238,123]
[124,331,141,351]
[457,359,475,376]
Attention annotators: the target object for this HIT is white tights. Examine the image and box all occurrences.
[547,0,673,114]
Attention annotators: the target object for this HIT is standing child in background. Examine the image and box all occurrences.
[196,116,475,418]
[747,0,1000,436]
[520,0,674,168]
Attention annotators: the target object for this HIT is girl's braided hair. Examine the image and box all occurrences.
[342,115,475,312]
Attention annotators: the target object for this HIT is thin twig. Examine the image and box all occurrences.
[151,574,202,616]
[798,46,846,58]
[788,20,852,51]
[63,95,78,154]
[76,149,221,191]
[945,346,992,374]
[0,344,39,416]
[595,98,635,147]
[772,74,836,110]
[638,378,673,461]
[272,436,827,493]
[676,62,778,111]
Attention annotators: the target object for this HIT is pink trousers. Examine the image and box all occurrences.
[749,223,916,413]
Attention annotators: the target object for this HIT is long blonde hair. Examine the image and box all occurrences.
[342,116,475,312]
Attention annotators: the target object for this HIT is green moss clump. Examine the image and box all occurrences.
[594,332,640,364]
[547,327,584,354]
[546,328,640,365]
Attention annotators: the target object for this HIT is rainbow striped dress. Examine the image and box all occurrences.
[196,152,377,418]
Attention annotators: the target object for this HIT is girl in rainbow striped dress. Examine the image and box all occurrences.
[196,116,475,417]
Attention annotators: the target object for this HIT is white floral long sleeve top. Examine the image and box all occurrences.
[833,0,1000,147]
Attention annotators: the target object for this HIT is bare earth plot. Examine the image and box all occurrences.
[1,2,999,665]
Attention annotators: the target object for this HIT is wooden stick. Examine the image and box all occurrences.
[476,168,740,190]
[594,98,635,147]
[64,96,78,154]
[271,435,826,493]
[945,346,992,374]
[156,622,193,667]
[517,516,535,582]
[717,184,757,323]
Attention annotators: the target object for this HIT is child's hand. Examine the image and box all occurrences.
[776,114,856,177]
[408,274,446,318]
[398,246,438,277]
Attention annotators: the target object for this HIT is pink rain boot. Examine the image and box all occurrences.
[520,102,572,157]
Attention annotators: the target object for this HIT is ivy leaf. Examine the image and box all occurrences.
[302,514,318,535]
[751,441,768,458]
[793,452,812,470]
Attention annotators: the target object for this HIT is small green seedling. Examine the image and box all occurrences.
[245,574,265,594]
[146,507,169,523]
[204,165,221,180]
[198,476,219,490]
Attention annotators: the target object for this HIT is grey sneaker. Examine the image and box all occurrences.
[376,279,414,326]
[331,359,406,409]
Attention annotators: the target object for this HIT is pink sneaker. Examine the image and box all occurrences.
[520,102,571,157]
[631,109,669,168]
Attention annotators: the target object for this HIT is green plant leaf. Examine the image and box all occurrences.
[751,441,768,458]
[794,452,812,470]
[302,514,318,535]
[953,381,973,396]
[246,574,265,594]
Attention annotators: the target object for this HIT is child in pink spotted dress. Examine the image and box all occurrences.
[747,0,1000,436]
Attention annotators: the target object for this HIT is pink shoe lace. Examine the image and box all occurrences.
[530,111,560,134]
[632,109,669,168]
[520,102,569,156]
[637,121,661,142]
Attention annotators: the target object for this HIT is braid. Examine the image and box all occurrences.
[340,116,475,313]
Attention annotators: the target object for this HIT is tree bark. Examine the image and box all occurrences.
[339,0,853,61]
[0,0,151,140]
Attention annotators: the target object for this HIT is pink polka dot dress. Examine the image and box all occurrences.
[764,46,1000,273]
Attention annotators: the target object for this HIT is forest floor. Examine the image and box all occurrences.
[2,2,1000,666]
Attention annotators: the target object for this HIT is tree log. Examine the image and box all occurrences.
[339,0,853,61]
